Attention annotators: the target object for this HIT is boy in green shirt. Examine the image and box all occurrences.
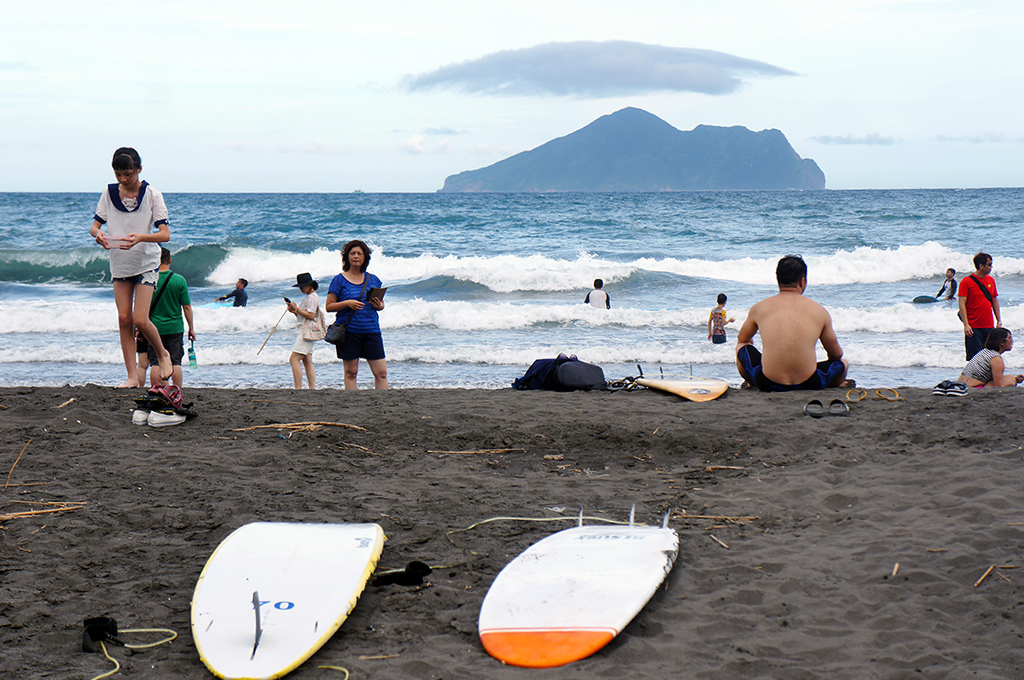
[144,248,195,387]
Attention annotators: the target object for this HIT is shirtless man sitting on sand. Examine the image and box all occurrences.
[735,255,850,391]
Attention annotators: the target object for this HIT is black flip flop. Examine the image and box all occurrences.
[803,399,825,418]
[828,399,849,416]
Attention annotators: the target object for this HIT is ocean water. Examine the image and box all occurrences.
[2,189,1022,390]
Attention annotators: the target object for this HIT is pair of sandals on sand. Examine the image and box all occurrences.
[804,388,904,417]
[803,399,848,417]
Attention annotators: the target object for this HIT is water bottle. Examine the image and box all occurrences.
[188,341,197,369]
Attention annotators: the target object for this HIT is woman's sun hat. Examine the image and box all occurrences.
[293,272,318,290]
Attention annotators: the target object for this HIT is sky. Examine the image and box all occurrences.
[3,0,1023,193]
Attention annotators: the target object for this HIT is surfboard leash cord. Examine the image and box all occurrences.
[86,628,177,680]
[606,376,645,391]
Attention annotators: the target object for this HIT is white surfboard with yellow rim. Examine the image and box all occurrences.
[634,376,728,402]
[191,522,385,679]
[478,521,678,668]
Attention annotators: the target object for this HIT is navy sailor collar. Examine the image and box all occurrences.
[107,180,149,213]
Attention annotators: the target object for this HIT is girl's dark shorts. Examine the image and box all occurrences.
[335,331,386,361]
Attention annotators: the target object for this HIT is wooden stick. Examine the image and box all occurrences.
[233,421,367,432]
[706,465,745,472]
[56,398,77,409]
[709,535,730,549]
[891,563,900,578]
[974,564,996,588]
[256,309,289,355]
[427,448,526,455]
[0,505,85,521]
[4,439,31,488]
[337,442,378,454]
[357,654,401,661]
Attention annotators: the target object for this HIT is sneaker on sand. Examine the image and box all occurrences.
[932,380,952,395]
[945,382,969,397]
[148,410,187,427]
[131,409,150,425]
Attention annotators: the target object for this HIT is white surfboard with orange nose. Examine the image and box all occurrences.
[478,513,678,668]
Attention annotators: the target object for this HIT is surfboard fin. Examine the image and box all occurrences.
[629,504,635,528]
[661,509,671,529]
[577,507,584,527]
[251,591,263,659]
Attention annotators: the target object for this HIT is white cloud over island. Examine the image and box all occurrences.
[402,41,797,98]
[812,133,896,146]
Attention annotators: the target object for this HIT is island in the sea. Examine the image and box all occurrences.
[438,107,826,192]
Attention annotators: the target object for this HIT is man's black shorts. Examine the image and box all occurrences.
[146,333,185,366]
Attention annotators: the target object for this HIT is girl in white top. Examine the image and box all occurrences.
[88,148,173,388]
[286,273,325,389]
[957,328,1024,388]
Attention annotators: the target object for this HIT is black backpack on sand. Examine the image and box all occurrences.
[513,356,607,391]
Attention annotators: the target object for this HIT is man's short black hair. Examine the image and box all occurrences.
[973,252,992,270]
[238,278,248,287]
[160,247,171,264]
[776,255,807,286]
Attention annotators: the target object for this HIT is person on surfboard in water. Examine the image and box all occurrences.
[937,268,957,302]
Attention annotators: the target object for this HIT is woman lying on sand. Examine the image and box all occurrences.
[957,328,1024,388]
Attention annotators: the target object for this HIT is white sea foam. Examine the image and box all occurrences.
[206,242,1024,291]
[209,247,635,291]
[0,331,991,372]
[626,243,1024,286]
[5,296,1023,336]
[0,299,298,335]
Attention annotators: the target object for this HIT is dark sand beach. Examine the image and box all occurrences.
[2,384,1023,679]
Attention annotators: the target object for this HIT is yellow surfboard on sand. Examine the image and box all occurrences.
[634,377,728,402]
